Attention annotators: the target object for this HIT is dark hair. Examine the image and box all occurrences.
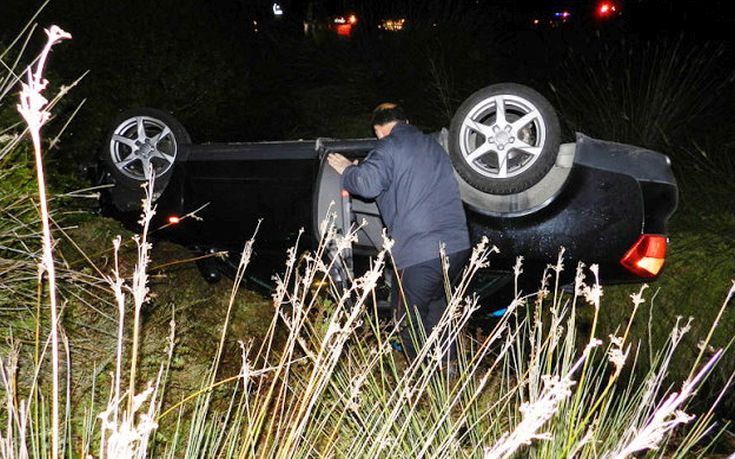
[371,102,407,127]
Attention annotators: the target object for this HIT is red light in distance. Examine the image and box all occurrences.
[597,2,618,17]
[168,216,181,224]
[336,24,352,36]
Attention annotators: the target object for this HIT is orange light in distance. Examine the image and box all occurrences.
[168,216,181,224]
[336,24,352,36]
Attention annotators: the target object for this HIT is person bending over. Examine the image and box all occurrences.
[327,103,470,361]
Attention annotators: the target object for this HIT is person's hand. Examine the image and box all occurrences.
[327,153,357,175]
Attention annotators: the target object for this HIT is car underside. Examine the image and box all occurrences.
[96,83,678,314]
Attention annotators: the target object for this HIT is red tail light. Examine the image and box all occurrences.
[620,234,667,278]
[167,215,181,224]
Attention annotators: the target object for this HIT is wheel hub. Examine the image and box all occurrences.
[489,128,514,150]
[138,142,153,158]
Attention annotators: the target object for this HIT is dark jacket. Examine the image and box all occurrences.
[342,123,470,268]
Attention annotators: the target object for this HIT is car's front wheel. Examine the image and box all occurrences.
[449,83,561,195]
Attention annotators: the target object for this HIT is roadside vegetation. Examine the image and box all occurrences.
[1,5,734,459]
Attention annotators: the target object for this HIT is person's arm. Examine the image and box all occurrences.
[327,149,392,199]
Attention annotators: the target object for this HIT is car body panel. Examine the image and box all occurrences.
[101,131,677,295]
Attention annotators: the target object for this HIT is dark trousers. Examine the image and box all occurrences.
[392,249,470,361]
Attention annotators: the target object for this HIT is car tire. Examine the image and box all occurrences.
[102,108,190,194]
[449,83,561,195]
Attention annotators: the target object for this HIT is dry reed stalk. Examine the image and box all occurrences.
[95,173,181,459]
[16,25,71,459]
[356,237,498,458]
[484,340,602,459]
[608,350,724,458]
[126,171,157,413]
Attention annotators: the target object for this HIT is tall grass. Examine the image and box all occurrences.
[1,23,733,459]
[550,35,735,428]
[551,37,734,151]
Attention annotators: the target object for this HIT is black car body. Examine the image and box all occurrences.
[98,85,678,312]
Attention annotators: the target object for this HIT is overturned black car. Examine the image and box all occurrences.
[97,83,678,312]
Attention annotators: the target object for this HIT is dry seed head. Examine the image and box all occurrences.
[286,246,298,268]
[630,284,649,309]
[335,230,358,253]
[584,338,603,356]
[381,229,395,251]
[536,267,551,302]
[348,369,370,412]
[238,340,253,379]
[17,78,50,129]
[513,255,524,278]
[553,247,566,274]
[696,340,716,353]
[610,351,722,458]
[319,203,337,237]
[574,261,587,296]
[485,372,576,459]
[580,264,603,308]
[671,316,693,344]
[0,133,17,144]
[607,335,629,375]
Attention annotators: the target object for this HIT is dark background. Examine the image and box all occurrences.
[1,0,734,174]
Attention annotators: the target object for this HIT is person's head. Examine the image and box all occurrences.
[371,102,407,139]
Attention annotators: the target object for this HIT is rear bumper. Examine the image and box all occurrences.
[468,134,678,286]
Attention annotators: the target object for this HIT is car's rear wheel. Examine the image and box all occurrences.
[102,108,190,194]
[449,83,561,195]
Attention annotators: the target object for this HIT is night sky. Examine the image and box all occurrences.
[1,0,733,166]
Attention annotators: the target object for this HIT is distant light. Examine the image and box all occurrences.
[334,16,346,24]
[381,18,406,32]
[335,24,352,36]
[532,18,540,25]
[348,14,357,24]
[272,2,283,16]
[597,2,618,17]
[168,216,180,225]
